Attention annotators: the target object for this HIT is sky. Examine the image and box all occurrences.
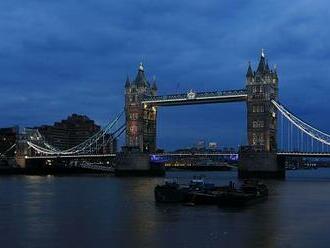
[0,0,330,150]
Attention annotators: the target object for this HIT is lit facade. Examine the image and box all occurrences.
[246,51,278,152]
[125,63,157,152]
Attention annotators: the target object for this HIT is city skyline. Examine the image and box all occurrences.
[0,0,329,149]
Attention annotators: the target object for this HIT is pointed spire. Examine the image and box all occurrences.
[265,59,270,72]
[273,64,278,79]
[139,62,144,71]
[246,61,254,78]
[125,75,131,88]
[135,62,147,87]
[151,75,157,90]
[257,49,267,74]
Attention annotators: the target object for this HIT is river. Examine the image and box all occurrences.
[1,169,330,248]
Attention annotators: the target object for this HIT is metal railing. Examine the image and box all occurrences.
[142,89,247,102]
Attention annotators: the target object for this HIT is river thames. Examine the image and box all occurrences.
[1,169,330,248]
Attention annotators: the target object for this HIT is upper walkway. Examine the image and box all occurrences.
[142,89,247,106]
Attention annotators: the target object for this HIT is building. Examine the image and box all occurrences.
[208,142,218,150]
[196,140,206,150]
[239,50,283,178]
[0,126,18,157]
[246,49,278,152]
[125,63,157,152]
[36,114,117,153]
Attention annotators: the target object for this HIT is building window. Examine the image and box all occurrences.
[252,133,257,145]
[252,105,265,113]
[260,105,264,112]
[129,125,137,134]
[252,133,264,145]
[252,120,264,128]
[129,113,139,120]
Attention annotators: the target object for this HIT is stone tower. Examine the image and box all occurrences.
[239,50,284,178]
[125,63,157,152]
[246,49,278,152]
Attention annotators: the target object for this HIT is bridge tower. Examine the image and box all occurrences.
[239,50,284,178]
[124,63,157,152]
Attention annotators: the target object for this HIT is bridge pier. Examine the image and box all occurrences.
[115,147,164,176]
[15,156,26,168]
[238,149,285,179]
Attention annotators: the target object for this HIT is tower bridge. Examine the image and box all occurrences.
[15,50,330,178]
[124,51,280,177]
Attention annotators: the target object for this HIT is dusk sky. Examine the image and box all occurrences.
[0,0,329,150]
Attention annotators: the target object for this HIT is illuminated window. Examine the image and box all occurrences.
[252,133,257,145]
[260,105,264,112]
[253,120,264,128]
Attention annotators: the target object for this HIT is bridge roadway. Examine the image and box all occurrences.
[153,153,238,157]
[142,89,247,106]
[277,152,330,158]
[25,153,238,160]
[25,152,330,160]
[157,152,330,158]
[25,154,116,160]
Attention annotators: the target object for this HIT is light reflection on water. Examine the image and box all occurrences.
[0,169,330,248]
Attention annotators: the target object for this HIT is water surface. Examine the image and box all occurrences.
[1,169,330,248]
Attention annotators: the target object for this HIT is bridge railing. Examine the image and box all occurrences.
[142,89,247,102]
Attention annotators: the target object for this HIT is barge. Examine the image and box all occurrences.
[154,178,268,207]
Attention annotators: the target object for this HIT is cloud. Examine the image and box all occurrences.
[0,0,329,149]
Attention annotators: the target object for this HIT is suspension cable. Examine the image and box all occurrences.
[273,100,330,147]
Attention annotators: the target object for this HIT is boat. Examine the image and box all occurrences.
[186,191,220,205]
[154,177,230,204]
[217,180,268,207]
[154,177,215,203]
[154,178,269,207]
[154,179,191,203]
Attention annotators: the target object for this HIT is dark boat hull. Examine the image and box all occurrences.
[187,192,219,205]
[154,180,269,207]
[217,191,268,207]
[154,185,188,203]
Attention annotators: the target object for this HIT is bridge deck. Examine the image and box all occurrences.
[277,152,330,157]
[25,154,116,160]
[153,153,238,156]
[142,89,247,106]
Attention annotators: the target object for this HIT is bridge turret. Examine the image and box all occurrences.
[125,75,131,89]
[135,62,149,88]
[240,49,283,178]
[246,61,254,81]
[124,63,157,152]
[272,64,279,83]
[256,49,267,74]
[151,76,157,96]
[246,49,278,152]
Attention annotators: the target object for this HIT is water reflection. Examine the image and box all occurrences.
[0,170,330,247]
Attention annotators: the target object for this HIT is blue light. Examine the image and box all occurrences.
[230,154,239,161]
